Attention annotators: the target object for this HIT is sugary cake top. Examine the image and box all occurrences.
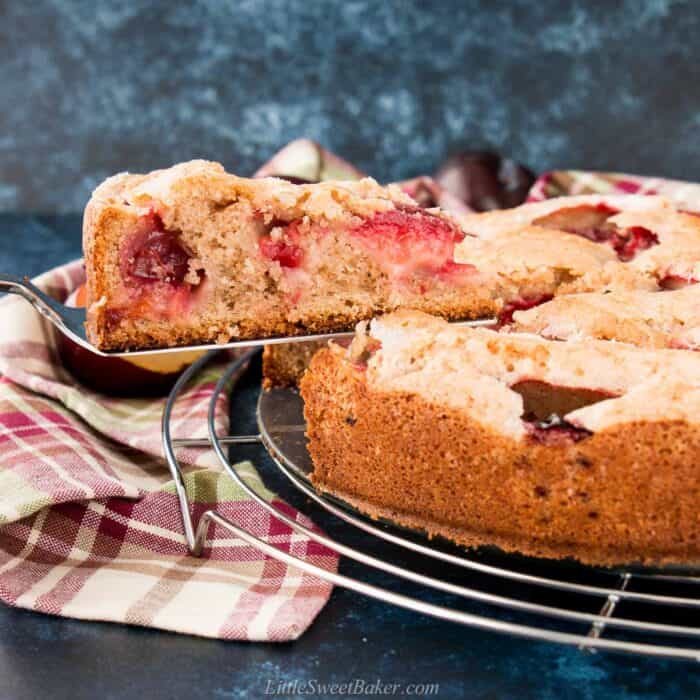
[88,159,416,226]
[456,194,700,287]
[457,194,670,240]
[349,310,700,439]
[511,285,700,349]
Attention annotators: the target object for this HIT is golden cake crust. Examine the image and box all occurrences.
[302,344,700,567]
[300,312,700,566]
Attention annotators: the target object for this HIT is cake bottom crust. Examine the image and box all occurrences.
[301,347,700,568]
[313,483,700,569]
[90,292,498,352]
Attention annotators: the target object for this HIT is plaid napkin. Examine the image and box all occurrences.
[0,259,338,640]
[528,169,700,211]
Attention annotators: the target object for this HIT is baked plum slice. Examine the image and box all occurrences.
[534,204,659,261]
[114,212,205,321]
[512,380,615,445]
[258,220,305,269]
[526,417,592,445]
[658,273,699,290]
[122,212,193,285]
[258,207,477,288]
[497,295,553,328]
[350,207,476,283]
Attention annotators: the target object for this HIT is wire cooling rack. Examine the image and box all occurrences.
[162,349,700,662]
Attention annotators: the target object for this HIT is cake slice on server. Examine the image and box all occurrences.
[300,310,700,566]
[83,160,496,351]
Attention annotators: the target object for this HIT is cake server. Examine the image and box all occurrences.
[0,272,496,358]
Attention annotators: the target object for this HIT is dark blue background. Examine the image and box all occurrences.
[2,0,700,212]
[2,1,700,698]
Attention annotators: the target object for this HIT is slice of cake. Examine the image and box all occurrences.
[83,161,496,351]
[300,310,700,566]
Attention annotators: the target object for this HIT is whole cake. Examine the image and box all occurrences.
[300,310,700,566]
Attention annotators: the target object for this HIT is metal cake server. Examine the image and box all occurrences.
[0,272,495,357]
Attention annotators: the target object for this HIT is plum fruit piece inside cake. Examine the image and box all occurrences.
[83,160,496,351]
[300,310,700,566]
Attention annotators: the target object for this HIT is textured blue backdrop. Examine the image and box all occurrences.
[1,0,699,212]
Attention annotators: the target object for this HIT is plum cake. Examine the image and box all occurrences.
[83,161,495,351]
[301,310,700,566]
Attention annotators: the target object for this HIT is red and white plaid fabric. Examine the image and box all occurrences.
[528,169,700,211]
[0,260,338,640]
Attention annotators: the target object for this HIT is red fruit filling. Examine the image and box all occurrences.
[612,226,659,262]
[497,295,553,328]
[351,337,382,370]
[350,207,475,283]
[122,213,192,286]
[259,221,304,268]
[534,204,659,261]
[658,274,699,290]
[526,417,592,445]
[115,212,205,323]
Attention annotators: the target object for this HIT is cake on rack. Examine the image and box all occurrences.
[300,310,700,566]
[82,160,700,565]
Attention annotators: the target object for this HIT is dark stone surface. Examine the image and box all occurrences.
[2,0,700,212]
[2,215,700,698]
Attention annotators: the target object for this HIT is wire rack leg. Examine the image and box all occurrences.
[580,572,631,652]
[161,349,257,552]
